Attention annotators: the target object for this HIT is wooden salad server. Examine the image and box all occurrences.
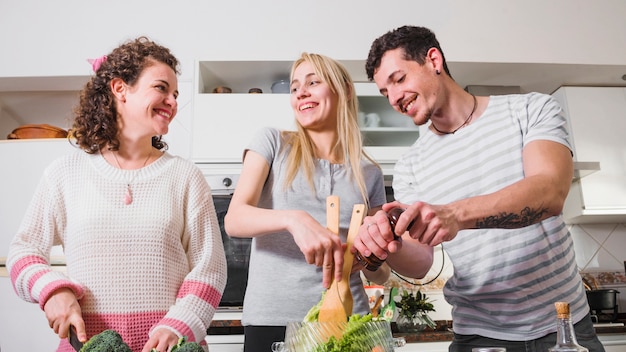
[322,195,340,285]
[318,202,366,324]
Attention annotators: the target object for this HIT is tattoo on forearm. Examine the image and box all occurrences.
[476,207,549,229]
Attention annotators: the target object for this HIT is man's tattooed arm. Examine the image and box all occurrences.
[476,206,549,229]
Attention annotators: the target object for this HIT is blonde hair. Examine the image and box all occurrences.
[281,52,379,208]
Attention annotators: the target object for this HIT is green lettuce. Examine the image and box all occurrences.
[312,314,389,352]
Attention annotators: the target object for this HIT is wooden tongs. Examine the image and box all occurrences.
[318,195,366,323]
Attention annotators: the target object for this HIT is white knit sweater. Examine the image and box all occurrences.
[7,149,227,352]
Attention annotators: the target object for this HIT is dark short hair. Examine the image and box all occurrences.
[365,25,451,81]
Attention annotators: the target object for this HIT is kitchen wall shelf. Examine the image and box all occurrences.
[197,61,293,94]
[192,60,419,164]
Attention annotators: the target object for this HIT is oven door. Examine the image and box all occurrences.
[212,194,251,309]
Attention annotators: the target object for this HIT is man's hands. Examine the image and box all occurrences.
[352,201,460,260]
[391,202,460,246]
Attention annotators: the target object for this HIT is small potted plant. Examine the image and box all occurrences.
[395,289,437,333]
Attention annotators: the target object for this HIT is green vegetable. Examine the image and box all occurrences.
[312,314,389,352]
[172,340,204,352]
[79,329,131,352]
[164,336,203,352]
[299,291,392,351]
[169,336,187,351]
[303,291,326,323]
[149,336,203,352]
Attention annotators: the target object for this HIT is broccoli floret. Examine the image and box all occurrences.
[80,329,131,352]
[174,341,204,352]
[169,336,203,352]
[168,336,187,351]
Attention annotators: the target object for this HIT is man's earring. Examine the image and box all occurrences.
[436,70,441,75]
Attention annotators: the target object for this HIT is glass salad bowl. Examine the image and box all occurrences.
[271,321,405,352]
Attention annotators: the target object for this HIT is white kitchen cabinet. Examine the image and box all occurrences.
[398,341,450,352]
[598,333,626,351]
[191,60,419,164]
[552,86,626,224]
[205,335,243,352]
[0,277,60,351]
[192,92,295,162]
[191,60,293,162]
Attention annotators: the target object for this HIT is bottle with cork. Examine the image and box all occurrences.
[548,301,589,352]
[355,207,413,271]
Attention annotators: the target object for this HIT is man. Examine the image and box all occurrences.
[352,25,604,352]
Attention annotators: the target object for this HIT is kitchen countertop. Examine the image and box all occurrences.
[392,327,453,343]
[208,317,626,343]
[594,322,626,334]
[207,319,455,342]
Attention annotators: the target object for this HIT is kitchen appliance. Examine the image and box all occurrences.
[587,289,620,323]
[204,173,251,310]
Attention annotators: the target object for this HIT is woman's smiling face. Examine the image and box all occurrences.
[290,61,338,132]
[119,61,179,137]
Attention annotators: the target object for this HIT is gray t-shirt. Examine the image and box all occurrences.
[394,93,583,341]
[241,127,386,326]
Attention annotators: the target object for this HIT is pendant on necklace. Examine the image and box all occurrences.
[124,184,133,205]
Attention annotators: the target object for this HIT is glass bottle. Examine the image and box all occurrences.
[548,302,589,352]
[355,208,413,271]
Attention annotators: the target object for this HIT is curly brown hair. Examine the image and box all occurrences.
[71,36,180,153]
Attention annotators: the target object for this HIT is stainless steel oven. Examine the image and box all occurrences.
[204,174,251,310]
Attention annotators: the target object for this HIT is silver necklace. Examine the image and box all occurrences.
[112,149,152,205]
[431,94,477,134]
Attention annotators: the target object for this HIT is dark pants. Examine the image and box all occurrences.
[449,313,605,352]
[244,325,286,352]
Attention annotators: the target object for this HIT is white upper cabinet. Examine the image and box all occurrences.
[191,61,294,163]
[552,86,626,224]
[191,60,419,165]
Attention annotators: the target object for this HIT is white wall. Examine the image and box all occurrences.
[1,0,625,82]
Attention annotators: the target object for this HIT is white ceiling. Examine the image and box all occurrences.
[1,61,625,131]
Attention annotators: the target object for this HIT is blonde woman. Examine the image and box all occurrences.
[225,53,388,351]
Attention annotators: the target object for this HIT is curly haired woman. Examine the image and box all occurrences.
[7,37,227,352]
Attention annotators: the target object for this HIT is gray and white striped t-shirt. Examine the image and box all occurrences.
[393,93,587,341]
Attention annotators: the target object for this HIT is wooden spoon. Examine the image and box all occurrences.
[318,203,366,323]
[326,195,340,244]
[321,196,340,293]
[326,195,340,287]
